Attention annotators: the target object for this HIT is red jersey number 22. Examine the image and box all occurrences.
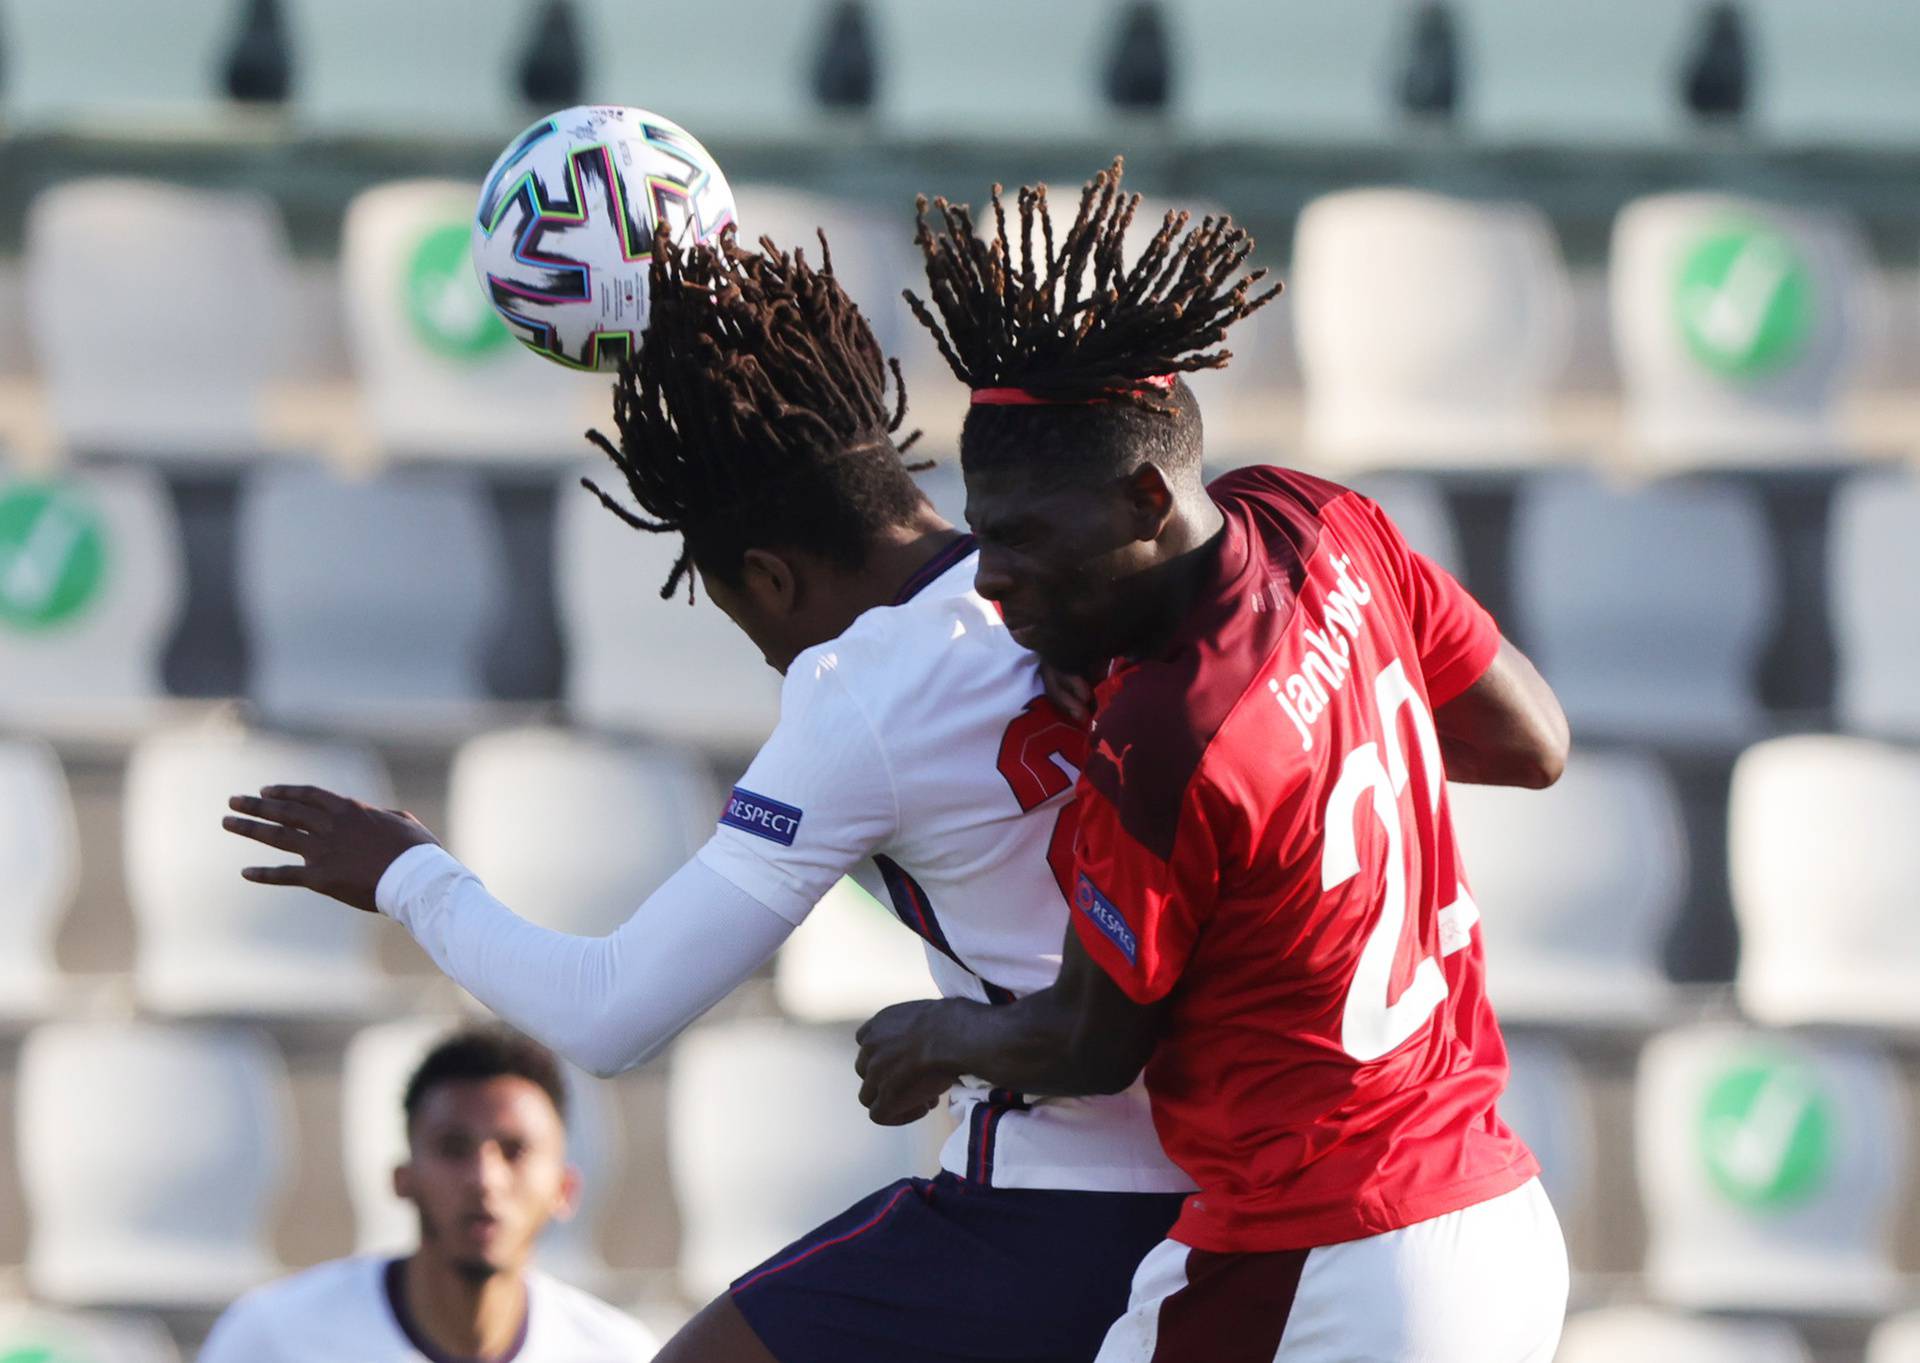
[995,696,1083,905]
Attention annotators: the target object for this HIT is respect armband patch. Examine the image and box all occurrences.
[1075,872,1137,966]
[720,788,804,846]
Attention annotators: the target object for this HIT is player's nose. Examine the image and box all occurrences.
[973,546,1017,604]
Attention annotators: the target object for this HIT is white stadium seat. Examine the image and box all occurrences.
[1830,472,1920,737]
[1637,1023,1906,1313]
[1454,0,1704,147]
[1293,189,1572,467]
[871,0,1121,141]
[1869,1311,1920,1363]
[341,180,599,465]
[237,464,506,732]
[1164,0,1412,146]
[1731,735,1920,1030]
[556,465,782,753]
[578,0,840,145]
[1499,1036,1594,1236]
[1611,193,1875,466]
[0,0,236,131]
[282,0,536,138]
[26,179,289,461]
[669,1018,933,1301]
[18,1022,290,1307]
[447,726,719,937]
[123,725,396,1017]
[1748,0,1920,149]
[1449,750,1685,1024]
[0,738,79,1021]
[1557,1306,1812,1363]
[0,1301,181,1363]
[0,465,186,737]
[774,877,939,1024]
[1511,472,1775,741]
[342,1018,625,1289]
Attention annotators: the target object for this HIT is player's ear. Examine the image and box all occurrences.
[551,1162,584,1224]
[739,547,799,615]
[392,1160,415,1202]
[1120,463,1177,543]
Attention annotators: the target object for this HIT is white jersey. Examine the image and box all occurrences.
[198,1256,658,1363]
[697,541,1192,1194]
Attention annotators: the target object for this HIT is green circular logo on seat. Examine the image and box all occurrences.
[406,222,512,359]
[1698,1055,1834,1209]
[0,484,108,631]
[1675,223,1814,379]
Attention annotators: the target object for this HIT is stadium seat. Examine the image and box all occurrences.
[578,0,841,144]
[0,465,186,736]
[1448,750,1686,1023]
[1557,1306,1812,1363]
[25,179,289,462]
[1611,193,1875,466]
[555,465,782,752]
[0,738,79,1022]
[1499,1035,1594,1235]
[870,0,1123,141]
[282,0,537,138]
[123,725,397,1016]
[0,1301,181,1363]
[236,463,506,731]
[774,877,939,1023]
[1510,471,1775,741]
[18,1021,290,1306]
[341,180,599,465]
[446,726,719,937]
[1163,0,1411,145]
[0,0,237,131]
[342,1017,625,1289]
[1830,472,1920,737]
[669,1017,933,1300]
[1731,735,1920,1029]
[1748,0,1920,149]
[1453,0,1704,146]
[1869,1311,1920,1363]
[1346,473,1465,580]
[1292,189,1572,467]
[1636,1023,1906,1313]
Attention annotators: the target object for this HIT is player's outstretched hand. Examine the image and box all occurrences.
[855,1000,966,1126]
[222,785,439,914]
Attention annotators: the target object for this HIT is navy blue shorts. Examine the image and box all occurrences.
[729,1172,1185,1363]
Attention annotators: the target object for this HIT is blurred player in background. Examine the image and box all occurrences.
[855,161,1573,1363]
[199,1026,656,1362]
[222,232,1194,1363]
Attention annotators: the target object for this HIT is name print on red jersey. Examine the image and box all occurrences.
[1266,551,1377,752]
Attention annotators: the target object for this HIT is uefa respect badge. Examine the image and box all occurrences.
[1674,221,1814,380]
[0,482,108,632]
[1697,1053,1835,1211]
[406,220,513,360]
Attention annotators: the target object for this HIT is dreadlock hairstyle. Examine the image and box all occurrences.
[907,157,1280,482]
[584,230,926,603]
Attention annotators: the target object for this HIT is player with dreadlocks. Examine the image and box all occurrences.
[855,160,1574,1362]
[225,227,1194,1363]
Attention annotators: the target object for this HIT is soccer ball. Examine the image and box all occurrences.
[471,105,737,372]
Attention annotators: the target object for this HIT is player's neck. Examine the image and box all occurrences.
[1119,494,1227,662]
[398,1251,528,1361]
[843,508,969,624]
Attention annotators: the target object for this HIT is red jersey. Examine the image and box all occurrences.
[1069,465,1537,1254]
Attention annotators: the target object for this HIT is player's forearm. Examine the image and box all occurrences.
[920,991,1145,1098]
[378,847,790,1076]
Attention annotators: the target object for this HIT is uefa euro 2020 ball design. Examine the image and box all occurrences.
[472,105,737,372]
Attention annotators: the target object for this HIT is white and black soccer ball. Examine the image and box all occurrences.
[472,105,737,372]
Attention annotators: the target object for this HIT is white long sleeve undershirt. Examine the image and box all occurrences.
[376,843,796,1077]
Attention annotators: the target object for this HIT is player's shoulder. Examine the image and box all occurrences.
[527,1270,660,1356]
[211,1256,378,1337]
[1207,463,1354,521]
